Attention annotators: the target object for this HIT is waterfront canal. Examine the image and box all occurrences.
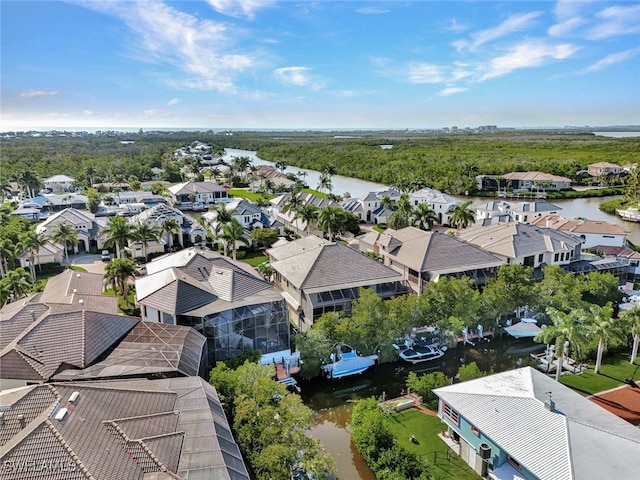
[299,335,543,479]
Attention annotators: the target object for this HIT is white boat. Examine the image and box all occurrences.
[616,207,640,222]
[323,345,377,379]
[397,344,446,364]
[504,319,542,338]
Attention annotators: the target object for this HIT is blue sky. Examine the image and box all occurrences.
[2,0,639,130]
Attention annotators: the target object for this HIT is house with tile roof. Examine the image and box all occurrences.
[500,171,572,191]
[36,208,100,254]
[409,188,459,225]
[136,247,289,364]
[358,227,505,293]
[530,214,629,249]
[126,204,206,252]
[587,161,624,177]
[268,192,338,233]
[0,376,250,480]
[202,198,283,234]
[0,270,207,389]
[457,223,583,269]
[43,174,74,192]
[434,367,640,480]
[266,235,408,330]
[168,180,229,208]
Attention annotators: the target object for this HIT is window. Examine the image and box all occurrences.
[538,254,543,263]
[554,253,559,262]
[442,402,459,425]
[471,425,480,437]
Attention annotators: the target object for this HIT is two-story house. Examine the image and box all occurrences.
[531,215,629,249]
[358,226,504,293]
[409,188,459,225]
[168,180,229,208]
[267,235,408,330]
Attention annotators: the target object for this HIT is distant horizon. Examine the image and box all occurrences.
[3,124,640,135]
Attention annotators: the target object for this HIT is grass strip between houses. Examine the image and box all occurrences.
[386,408,481,480]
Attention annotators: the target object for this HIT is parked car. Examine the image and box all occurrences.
[135,265,147,276]
[101,250,111,262]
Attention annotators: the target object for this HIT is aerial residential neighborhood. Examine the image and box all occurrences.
[3,134,640,479]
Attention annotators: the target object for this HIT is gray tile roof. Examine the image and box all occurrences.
[434,367,640,480]
[378,227,504,274]
[270,237,402,291]
[457,222,583,259]
[0,378,249,480]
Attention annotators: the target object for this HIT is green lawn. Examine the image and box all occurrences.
[386,409,481,480]
[560,351,639,396]
[240,251,269,267]
[227,188,273,202]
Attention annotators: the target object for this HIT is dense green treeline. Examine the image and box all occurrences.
[255,134,640,193]
[3,131,639,196]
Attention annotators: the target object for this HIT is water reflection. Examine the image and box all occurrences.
[300,335,545,480]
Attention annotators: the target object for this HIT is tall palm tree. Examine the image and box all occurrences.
[0,238,17,279]
[101,215,132,259]
[317,206,346,242]
[588,303,625,373]
[282,193,304,231]
[161,217,181,250]
[104,258,137,305]
[52,222,79,264]
[0,180,12,202]
[19,230,49,281]
[133,221,161,261]
[535,307,586,382]
[412,203,438,231]
[221,219,249,260]
[621,306,640,364]
[13,170,42,198]
[317,172,333,195]
[449,200,476,229]
[1,268,32,302]
[298,203,320,235]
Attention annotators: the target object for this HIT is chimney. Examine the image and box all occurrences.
[544,392,555,411]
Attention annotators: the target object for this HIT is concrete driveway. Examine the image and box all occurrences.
[69,254,107,275]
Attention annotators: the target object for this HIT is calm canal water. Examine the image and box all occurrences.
[299,335,543,479]
[222,147,639,479]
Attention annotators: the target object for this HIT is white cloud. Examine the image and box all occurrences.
[206,0,275,20]
[82,110,95,116]
[438,87,468,96]
[479,40,579,81]
[470,12,543,50]
[274,66,324,90]
[447,18,468,34]
[408,63,447,84]
[587,5,640,39]
[77,0,256,92]
[19,90,59,98]
[356,7,390,15]
[548,17,586,37]
[167,98,179,106]
[580,47,640,73]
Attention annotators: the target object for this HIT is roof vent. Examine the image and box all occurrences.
[76,274,81,278]
[68,392,80,404]
[78,299,84,304]
[72,288,77,293]
[54,408,68,421]
[544,392,555,411]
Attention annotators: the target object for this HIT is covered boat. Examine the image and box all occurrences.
[398,344,446,364]
[323,345,378,379]
[504,320,542,338]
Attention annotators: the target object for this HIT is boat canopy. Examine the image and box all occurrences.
[504,322,542,338]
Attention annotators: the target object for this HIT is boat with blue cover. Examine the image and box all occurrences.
[322,344,378,379]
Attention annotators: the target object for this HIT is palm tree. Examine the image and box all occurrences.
[282,193,304,231]
[221,219,249,260]
[0,238,20,278]
[256,261,275,281]
[449,200,476,229]
[275,161,288,173]
[133,221,161,261]
[52,222,79,264]
[298,203,320,235]
[589,303,625,374]
[535,307,586,382]
[0,180,12,202]
[19,230,49,281]
[1,268,32,302]
[101,215,132,259]
[380,195,395,210]
[621,306,640,364]
[317,172,333,195]
[161,217,181,250]
[13,170,42,198]
[413,203,438,231]
[317,206,346,242]
[104,258,137,305]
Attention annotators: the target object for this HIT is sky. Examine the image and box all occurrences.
[1,0,639,131]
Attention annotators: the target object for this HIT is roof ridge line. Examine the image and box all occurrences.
[108,411,179,424]
[45,420,96,479]
[135,430,185,442]
[567,416,640,443]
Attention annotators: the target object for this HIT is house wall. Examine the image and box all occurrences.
[577,233,626,249]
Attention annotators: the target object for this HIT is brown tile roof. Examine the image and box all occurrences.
[0,379,249,480]
[502,171,571,182]
[0,310,138,382]
[52,322,205,381]
[530,215,628,235]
